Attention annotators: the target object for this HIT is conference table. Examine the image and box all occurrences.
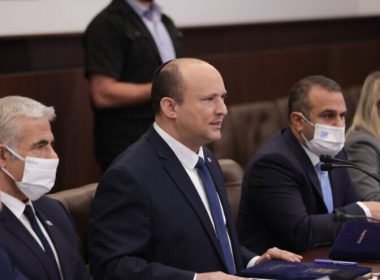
[302,245,380,272]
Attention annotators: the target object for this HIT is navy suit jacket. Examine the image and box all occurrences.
[0,196,90,280]
[88,127,256,280]
[0,244,28,280]
[237,128,363,254]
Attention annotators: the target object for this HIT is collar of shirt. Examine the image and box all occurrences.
[0,191,32,219]
[153,122,204,170]
[301,143,320,167]
[126,0,162,20]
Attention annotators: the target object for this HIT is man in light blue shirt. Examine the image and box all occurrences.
[84,0,183,170]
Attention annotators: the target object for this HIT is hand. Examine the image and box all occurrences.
[361,201,380,220]
[197,271,250,280]
[255,247,303,266]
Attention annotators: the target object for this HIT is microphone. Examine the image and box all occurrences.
[333,211,380,223]
[320,155,364,169]
[319,155,380,184]
[320,163,353,172]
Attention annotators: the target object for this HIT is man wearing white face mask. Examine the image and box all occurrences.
[237,75,380,254]
[0,96,91,280]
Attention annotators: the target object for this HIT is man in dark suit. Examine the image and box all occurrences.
[83,0,183,170]
[0,96,90,280]
[237,75,380,254]
[0,194,28,280]
[88,58,302,280]
[0,244,28,280]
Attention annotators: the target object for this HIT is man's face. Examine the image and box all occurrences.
[3,117,57,182]
[302,85,346,141]
[173,63,228,152]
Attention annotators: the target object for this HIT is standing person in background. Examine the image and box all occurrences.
[345,71,380,201]
[0,96,91,280]
[83,0,183,171]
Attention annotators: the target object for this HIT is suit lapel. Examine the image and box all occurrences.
[34,204,72,279]
[0,206,59,279]
[146,128,227,266]
[283,128,326,203]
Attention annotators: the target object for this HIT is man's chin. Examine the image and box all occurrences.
[208,132,222,143]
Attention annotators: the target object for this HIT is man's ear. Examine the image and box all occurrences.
[160,97,177,119]
[290,112,305,133]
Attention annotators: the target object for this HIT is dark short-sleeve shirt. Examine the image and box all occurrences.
[83,0,183,168]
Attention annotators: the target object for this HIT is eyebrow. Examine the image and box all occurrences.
[31,139,54,148]
[319,109,346,115]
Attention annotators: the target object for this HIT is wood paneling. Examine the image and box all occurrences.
[0,17,379,189]
[0,69,101,192]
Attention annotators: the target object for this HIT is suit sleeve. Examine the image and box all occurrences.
[345,137,380,201]
[88,168,195,280]
[83,15,126,79]
[244,153,363,252]
[0,246,29,280]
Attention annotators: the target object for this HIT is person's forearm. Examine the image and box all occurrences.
[90,75,152,109]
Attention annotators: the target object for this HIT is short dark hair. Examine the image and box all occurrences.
[151,61,184,114]
[288,75,342,119]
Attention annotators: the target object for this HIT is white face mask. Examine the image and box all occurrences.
[300,115,345,157]
[1,145,59,201]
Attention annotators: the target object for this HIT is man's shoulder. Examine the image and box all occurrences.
[33,196,67,217]
[108,130,161,170]
[85,0,138,31]
[34,196,60,207]
[255,128,293,156]
[346,127,380,148]
[248,127,304,168]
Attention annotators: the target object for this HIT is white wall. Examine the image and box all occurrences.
[0,0,380,37]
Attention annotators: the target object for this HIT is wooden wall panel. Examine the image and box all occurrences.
[0,17,379,189]
[205,40,380,105]
[0,69,101,192]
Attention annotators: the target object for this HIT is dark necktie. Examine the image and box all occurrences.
[24,205,61,278]
[196,157,236,274]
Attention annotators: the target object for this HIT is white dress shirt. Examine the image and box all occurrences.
[153,122,258,277]
[301,145,371,217]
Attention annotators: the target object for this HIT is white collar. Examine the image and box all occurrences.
[0,191,32,219]
[153,122,204,170]
[301,143,320,167]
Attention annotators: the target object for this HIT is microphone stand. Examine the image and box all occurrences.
[333,211,380,223]
[320,163,380,184]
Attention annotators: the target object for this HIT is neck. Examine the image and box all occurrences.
[0,174,28,202]
[290,126,306,146]
[155,119,201,154]
[137,0,153,9]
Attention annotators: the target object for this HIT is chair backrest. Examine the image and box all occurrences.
[211,101,281,168]
[48,183,97,264]
[343,85,362,129]
[218,158,244,223]
[48,159,243,263]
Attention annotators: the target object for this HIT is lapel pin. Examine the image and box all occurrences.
[207,157,212,163]
[45,220,53,226]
